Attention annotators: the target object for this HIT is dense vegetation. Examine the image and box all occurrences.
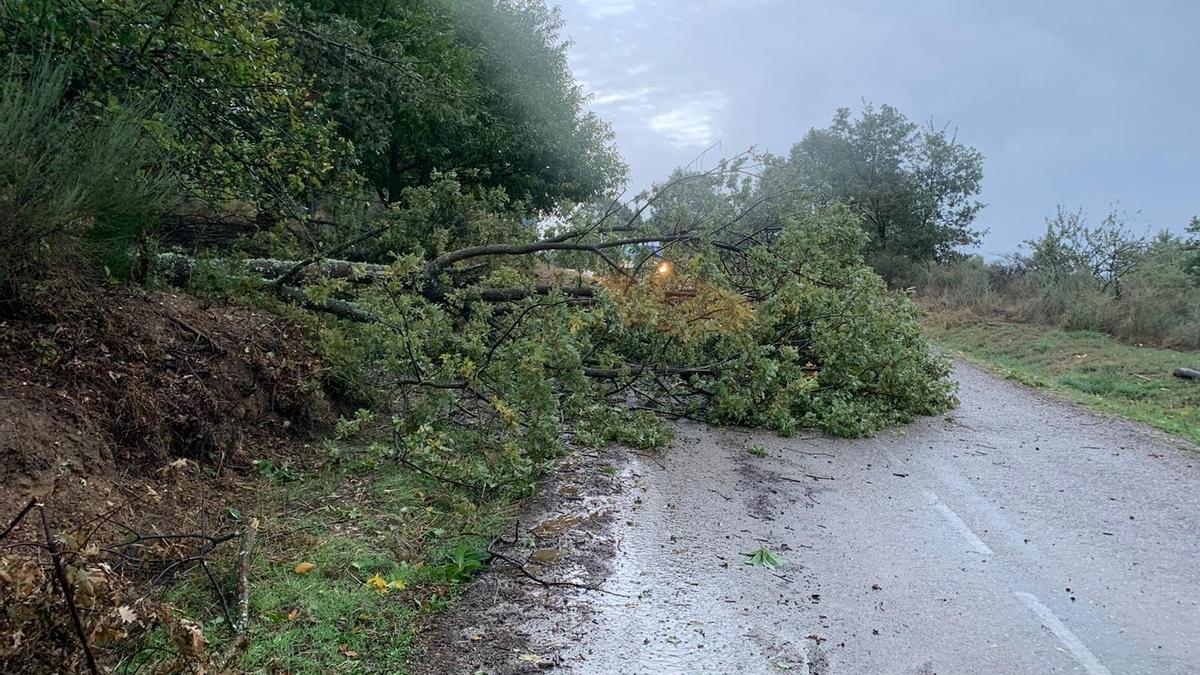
[0,1,956,671]
[919,205,1200,349]
[0,0,953,442]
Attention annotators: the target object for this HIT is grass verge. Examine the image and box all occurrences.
[927,318,1200,446]
[142,444,516,674]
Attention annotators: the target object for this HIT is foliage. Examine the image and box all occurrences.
[0,548,155,672]
[763,102,984,273]
[1023,204,1148,294]
[0,0,622,266]
[575,405,676,449]
[1,2,959,668]
[267,163,955,504]
[918,205,1200,349]
[743,547,781,569]
[0,61,172,307]
[435,541,489,582]
[0,0,349,214]
[291,0,623,212]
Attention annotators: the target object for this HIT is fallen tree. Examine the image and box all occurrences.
[155,164,956,495]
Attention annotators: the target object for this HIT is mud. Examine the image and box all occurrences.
[419,363,1200,674]
[412,445,634,674]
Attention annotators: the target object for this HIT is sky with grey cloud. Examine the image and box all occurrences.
[557,0,1199,255]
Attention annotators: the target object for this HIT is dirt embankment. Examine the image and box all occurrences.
[0,288,336,672]
[1,289,332,520]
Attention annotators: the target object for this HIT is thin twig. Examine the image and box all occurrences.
[201,559,234,629]
[1,498,38,541]
[777,473,836,483]
[486,548,629,598]
[234,519,258,634]
[41,507,100,675]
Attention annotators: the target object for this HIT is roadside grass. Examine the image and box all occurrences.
[927,318,1200,445]
[150,445,513,673]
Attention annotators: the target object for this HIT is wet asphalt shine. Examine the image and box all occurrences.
[426,363,1200,674]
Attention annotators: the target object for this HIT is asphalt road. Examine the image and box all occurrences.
[422,362,1200,674]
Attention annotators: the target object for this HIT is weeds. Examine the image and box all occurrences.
[153,440,513,673]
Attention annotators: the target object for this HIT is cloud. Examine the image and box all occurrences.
[578,0,636,18]
[647,92,726,148]
[590,86,656,107]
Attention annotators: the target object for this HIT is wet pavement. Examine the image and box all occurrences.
[417,362,1200,674]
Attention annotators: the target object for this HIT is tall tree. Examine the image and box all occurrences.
[771,103,985,274]
[0,0,349,217]
[0,0,624,256]
[291,0,626,211]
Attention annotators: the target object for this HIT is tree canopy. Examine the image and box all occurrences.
[0,0,623,232]
[765,102,985,276]
[291,0,624,210]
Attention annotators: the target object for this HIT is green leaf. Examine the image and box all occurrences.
[743,547,782,570]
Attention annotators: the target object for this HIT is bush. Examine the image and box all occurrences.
[916,207,1200,350]
[915,256,999,314]
[0,61,172,308]
[1108,237,1200,348]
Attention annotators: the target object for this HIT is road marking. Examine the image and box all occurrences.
[922,490,993,555]
[1014,591,1112,675]
[901,450,1112,674]
[925,458,1035,554]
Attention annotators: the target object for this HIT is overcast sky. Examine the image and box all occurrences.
[556,0,1199,255]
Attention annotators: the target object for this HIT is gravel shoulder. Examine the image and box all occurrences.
[416,362,1200,674]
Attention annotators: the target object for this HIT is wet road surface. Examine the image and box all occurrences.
[419,363,1200,674]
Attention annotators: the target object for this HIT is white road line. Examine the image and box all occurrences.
[1014,591,1113,675]
[922,490,994,555]
[925,458,1034,553]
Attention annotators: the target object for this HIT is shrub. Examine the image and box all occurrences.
[916,206,1200,350]
[0,61,172,309]
[916,256,999,314]
[1108,236,1200,348]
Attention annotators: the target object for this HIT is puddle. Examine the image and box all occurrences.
[532,513,585,536]
[528,548,564,564]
